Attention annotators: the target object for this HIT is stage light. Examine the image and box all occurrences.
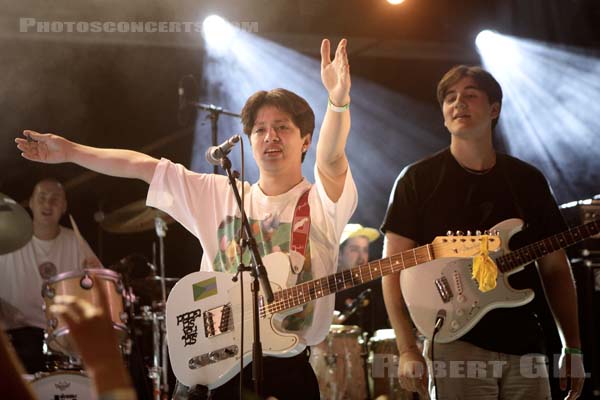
[202,15,236,54]
[477,31,600,202]
[475,29,521,67]
[387,0,406,4]
[475,30,495,49]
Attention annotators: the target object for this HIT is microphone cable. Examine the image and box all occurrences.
[431,310,446,400]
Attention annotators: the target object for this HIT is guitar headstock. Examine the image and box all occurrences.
[431,234,501,258]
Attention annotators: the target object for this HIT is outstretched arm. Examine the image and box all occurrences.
[16,130,159,184]
[317,38,351,202]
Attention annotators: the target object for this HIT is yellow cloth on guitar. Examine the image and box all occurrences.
[472,235,498,292]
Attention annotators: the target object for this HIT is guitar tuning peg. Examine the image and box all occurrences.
[483,230,490,235]
[493,229,500,235]
[446,230,454,236]
[475,230,482,235]
[466,230,472,236]
[455,230,464,236]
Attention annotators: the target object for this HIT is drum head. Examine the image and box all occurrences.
[30,371,96,400]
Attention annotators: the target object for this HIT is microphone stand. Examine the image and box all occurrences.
[218,154,274,397]
[153,214,169,400]
[190,102,241,174]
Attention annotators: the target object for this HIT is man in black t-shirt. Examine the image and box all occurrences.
[380,65,584,399]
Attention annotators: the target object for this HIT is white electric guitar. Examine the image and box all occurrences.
[166,233,501,389]
[401,217,600,343]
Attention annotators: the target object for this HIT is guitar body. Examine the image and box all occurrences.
[401,218,534,342]
[165,215,600,386]
[166,252,304,388]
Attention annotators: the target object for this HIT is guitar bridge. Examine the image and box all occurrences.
[203,304,233,338]
[189,345,239,369]
[435,276,453,303]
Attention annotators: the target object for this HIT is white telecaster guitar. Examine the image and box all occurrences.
[401,217,600,343]
[166,234,501,389]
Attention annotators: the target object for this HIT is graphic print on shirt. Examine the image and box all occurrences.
[212,213,314,332]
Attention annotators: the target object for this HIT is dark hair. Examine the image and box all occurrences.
[241,88,315,162]
[436,65,503,129]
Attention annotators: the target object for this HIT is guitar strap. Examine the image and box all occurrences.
[289,189,311,275]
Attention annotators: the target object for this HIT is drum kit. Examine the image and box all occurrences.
[2,192,420,399]
[309,291,423,400]
[0,193,177,400]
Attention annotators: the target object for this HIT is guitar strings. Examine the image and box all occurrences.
[204,239,493,336]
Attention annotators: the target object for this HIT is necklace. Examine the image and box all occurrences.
[460,164,494,176]
[455,153,497,176]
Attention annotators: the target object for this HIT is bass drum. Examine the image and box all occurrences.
[310,324,368,400]
[29,370,96,400]
[369,329,419,400]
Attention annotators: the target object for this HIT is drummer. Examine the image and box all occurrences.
[335,223,389,334]
[0,178,101,373]
[337,223,380,272]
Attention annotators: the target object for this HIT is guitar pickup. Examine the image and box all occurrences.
[435,276,453,303]
[203,304,234,338]
[189,345,239,369]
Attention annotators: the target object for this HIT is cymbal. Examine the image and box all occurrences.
[101,199,174,234]
[0,193,33,255]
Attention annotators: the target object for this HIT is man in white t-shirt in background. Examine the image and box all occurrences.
[16,38,357,399]
[0,178,99,373]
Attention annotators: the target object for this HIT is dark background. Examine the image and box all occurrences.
[2,0,598,276]
[1,1,599,397]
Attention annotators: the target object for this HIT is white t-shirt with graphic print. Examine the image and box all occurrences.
[0,227,91,330]
[147,158,357,345]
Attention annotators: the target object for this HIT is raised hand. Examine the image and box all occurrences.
[49,293,121,367]
[49,284,133,395]
[320,38,351,106]
[15,130,71,164]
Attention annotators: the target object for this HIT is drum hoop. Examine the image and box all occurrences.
[369,329,397,343]
[30,370,89,383]
[46,268,121,284]
[329,324,361,336]
[48,322,129,341]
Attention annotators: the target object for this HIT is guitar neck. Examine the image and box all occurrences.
[497,219,600,273]
[266,243,435,314]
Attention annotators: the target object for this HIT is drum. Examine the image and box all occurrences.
[310,324,368,400]
[42,268,128,356]
[29,371,96,400]
[369,329,414,400]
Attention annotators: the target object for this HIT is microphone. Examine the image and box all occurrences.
[178,83,185,111]
[205,135,241,166]
[178,74,195,111]
[337,288,372,322]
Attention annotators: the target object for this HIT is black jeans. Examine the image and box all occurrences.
[173,347,320,400]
